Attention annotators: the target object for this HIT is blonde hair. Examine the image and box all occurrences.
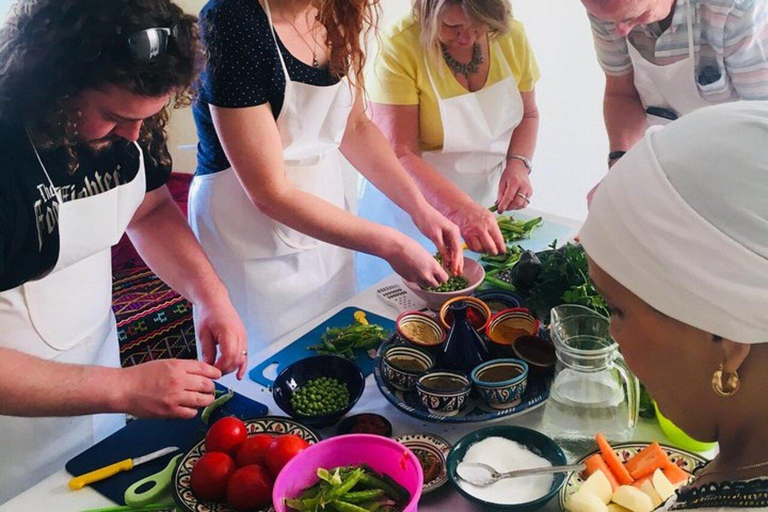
[413,0,512,63]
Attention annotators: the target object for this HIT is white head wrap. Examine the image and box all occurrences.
[581,102,768,344]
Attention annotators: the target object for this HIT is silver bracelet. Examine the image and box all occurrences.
[508,154,532,174]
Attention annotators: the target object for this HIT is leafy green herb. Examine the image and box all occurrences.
[526,241,609,321]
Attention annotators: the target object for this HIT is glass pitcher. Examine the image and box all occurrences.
[542,305,639,455]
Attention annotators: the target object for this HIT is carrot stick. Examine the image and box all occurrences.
[625,442,671,480]
[585,453,620,491]
[596,433,634,485]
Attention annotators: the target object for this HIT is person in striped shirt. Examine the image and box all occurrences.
[582,0,768,173]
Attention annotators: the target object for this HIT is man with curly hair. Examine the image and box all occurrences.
[0,0,248,500]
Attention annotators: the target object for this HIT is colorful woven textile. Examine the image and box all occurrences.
[113,266,197,367]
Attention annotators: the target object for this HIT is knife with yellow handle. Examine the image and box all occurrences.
[68,446,179,491]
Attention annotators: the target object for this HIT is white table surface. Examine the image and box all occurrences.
[1,210,706,512]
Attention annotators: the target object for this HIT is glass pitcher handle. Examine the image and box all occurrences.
[615,354,640,430]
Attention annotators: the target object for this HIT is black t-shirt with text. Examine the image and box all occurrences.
[0,120,171,292]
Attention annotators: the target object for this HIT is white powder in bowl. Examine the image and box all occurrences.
[457,436,554,505]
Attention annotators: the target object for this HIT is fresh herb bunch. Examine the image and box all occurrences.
[286,464,411,512]
[309,319,387,360]
[526,241,609,321]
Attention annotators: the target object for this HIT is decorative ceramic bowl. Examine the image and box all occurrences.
[402,259,486,311]
[447,426,567,512]
[439,296,492,332]
[173,417,320,512]
[396,311,446,351]
[558,442,708,510]
[511,335,556,376]
[487,308,541,357]
[471,358,529,409]
[273,434,423,512]
[272,355,365,428]
[473,290,526,315]
[381,345,435,391]
[416,371,472,417]
[395,433,452,494]
[336,413,393,438]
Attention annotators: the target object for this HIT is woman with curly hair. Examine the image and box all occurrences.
[0,0,248,501]
[190,0,464,349]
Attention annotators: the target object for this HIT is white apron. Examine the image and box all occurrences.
[357,41,523,289]
[0,138,145,503]
[628,0,712,125]
[189,0,356,351]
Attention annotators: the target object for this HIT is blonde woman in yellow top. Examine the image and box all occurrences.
[359,0,540,282]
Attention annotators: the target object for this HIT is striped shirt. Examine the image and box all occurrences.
[589,0,768,101]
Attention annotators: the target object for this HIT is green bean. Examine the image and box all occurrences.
[200,388,233,424]
[327,469,364,500]
[328,501,370,512]
[339,489,385,503]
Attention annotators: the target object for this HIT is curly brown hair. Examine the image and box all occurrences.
[316,0,381,91]
[0,0,202,173]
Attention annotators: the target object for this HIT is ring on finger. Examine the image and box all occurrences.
[515,192,531,204]
[241,350,248,356]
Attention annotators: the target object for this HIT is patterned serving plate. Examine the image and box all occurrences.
[395,433,452,494]
[374,335,550,423]
[173,416,321,512]
[558,442,708,509]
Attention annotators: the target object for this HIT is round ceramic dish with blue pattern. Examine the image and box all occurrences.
[416,371,472,417]
[471,359,529,410]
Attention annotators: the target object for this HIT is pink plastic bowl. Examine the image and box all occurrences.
[273,434,424,512]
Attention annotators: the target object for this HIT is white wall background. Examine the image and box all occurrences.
[0,0,608,222]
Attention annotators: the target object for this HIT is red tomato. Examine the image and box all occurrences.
[206,416,247,454]
[190,452,236,502]
[226,464,273,511]
[234,434,273,467]
[266,434,309,477]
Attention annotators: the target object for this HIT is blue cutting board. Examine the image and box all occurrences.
[249,307,395,387]
[65,383,268,505]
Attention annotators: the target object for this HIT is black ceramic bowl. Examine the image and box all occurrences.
[447,426,567,511]
[473,290,526,315]
[272,355,366,428]
[336,413,393,437]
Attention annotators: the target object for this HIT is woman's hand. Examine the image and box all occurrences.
[496,159,533,213]
[383,234,450,288]
[194,295,248,380]
[117,360,221,419]
[448,202,506,255]
[410,205,464,276]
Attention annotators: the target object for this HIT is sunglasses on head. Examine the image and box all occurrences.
[81,24,189,64]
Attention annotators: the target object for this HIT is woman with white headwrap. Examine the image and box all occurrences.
[581,101,768,510]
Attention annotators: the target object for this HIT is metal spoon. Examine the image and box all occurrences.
[456,461,586,487]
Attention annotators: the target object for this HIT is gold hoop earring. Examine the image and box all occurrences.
[712,364,740,397]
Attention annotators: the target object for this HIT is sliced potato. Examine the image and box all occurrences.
[611,485,654,512]
[638,479,662,507]
[652,468,677,501]
[581,469,614,504]
[565,491,609,512]
[607,505,632,512]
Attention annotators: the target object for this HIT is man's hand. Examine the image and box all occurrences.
[118,359,222,419]
[194,296,248,380]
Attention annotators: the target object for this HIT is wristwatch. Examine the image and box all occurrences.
[508,154,532,174]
